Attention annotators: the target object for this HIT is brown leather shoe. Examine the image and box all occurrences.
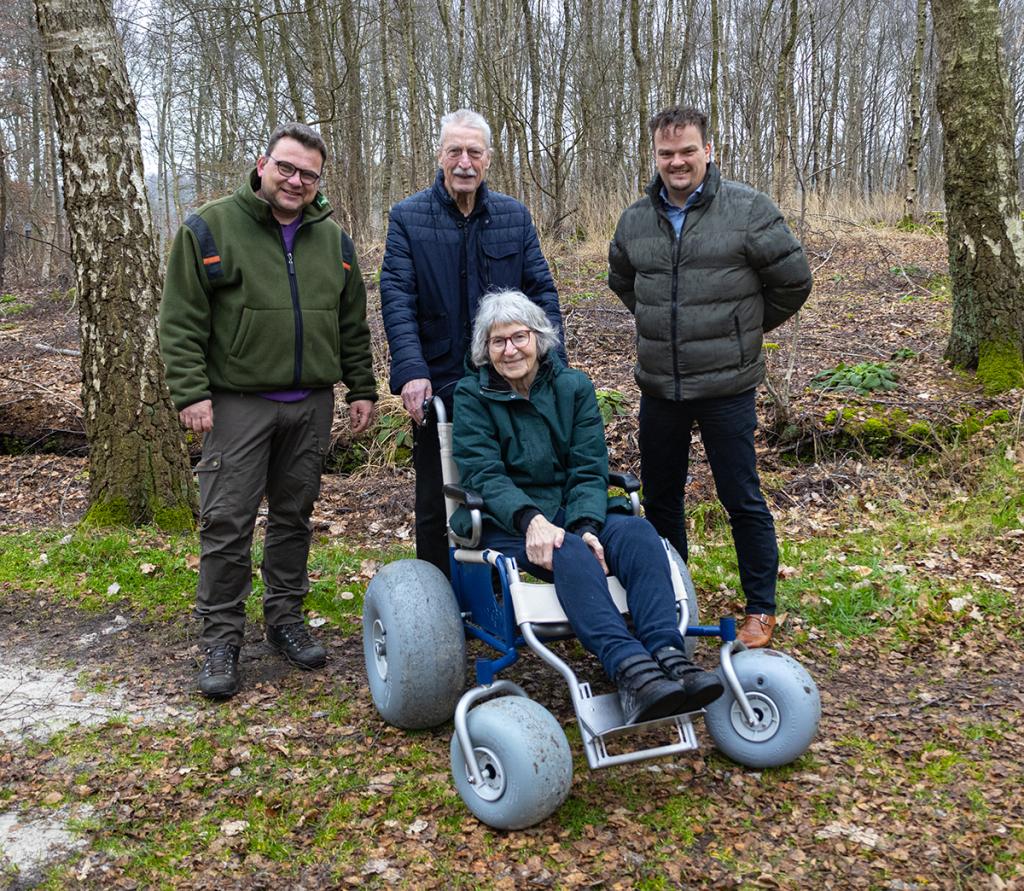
[737,613,776,648]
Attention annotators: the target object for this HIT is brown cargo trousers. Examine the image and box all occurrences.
[193,389,334,647]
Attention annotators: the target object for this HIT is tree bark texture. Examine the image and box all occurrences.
[33,0,197,526]
[932,0,1024,386]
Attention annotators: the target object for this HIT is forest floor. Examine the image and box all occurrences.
[0,219,1022,889]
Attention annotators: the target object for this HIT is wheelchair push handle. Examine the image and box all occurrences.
[422,396,448,425]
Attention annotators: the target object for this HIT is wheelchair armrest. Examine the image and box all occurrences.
[609,470,641,493]
[608,470,642,517]
[443,484,484,548]
[443,484,484,511]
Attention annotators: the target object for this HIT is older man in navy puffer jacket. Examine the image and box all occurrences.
[380,108,564,577]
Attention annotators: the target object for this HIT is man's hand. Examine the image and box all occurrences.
[581,531,609,575]
[348,399,376,435]
[400,378,432,425]
[180,399,213,433]
[525,514,565,571]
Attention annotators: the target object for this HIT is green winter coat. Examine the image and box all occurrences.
[159,170,377,410]
[608,163,812,401]
[451,356,616,537]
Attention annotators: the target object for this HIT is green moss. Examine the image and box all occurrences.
[904,421,937,445]
[79,496,195,532]
[976,340,1024,395]
[858,417,893,456]
[80,497,134,529]
[150,500,196,533]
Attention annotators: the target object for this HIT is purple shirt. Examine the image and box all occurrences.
[261,215,312,403]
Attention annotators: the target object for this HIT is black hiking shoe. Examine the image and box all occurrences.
[614,654,690,725]
[653,646,724,711]
[198,643,240,699]
[267,622,327,670]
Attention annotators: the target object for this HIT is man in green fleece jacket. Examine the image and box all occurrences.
[159,122,377,699]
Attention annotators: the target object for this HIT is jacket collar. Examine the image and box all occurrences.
[646,161,721,213]
[432,168,490,219]
[474,352,561,399]
[238,168,334,226]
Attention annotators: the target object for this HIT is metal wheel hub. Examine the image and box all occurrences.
[371,619,387,680]
[729,691,781,742]
[467,746,506,801]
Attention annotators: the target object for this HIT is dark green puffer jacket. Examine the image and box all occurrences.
[451,356,612,537]
[608,163,812,400]
[159,170,377,410]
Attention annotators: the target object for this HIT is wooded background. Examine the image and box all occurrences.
[3,0,1024,269]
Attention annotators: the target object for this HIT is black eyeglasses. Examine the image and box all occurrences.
[267,155,322,186]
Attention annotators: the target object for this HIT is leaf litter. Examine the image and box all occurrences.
[0,225,1022,886]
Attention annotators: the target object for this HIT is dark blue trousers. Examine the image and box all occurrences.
[481,512,686,679]
[638,388,777,615]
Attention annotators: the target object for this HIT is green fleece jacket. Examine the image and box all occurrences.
[451,356,617,537]
[159,170,377,410]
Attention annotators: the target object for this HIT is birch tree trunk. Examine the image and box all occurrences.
[33,0,197,527]
[902,0,927,222]
[932,0,1024,391]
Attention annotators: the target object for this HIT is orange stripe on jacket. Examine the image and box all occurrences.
[203,255,221,266]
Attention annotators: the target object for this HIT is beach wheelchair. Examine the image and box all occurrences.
[362,397,820,830]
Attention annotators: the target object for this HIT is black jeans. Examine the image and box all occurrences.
[638,389,777,615]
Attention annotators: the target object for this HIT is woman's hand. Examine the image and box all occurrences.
[581,531,609,575]
[525,515,565,570]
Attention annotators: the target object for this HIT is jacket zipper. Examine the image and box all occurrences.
[734,315,746,366]
[277,214,331,388]
[670,225,684,401]
[281,241,303,386]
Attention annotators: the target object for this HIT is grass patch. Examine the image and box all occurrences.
[687,440,1022,639]
[0,528,413,628]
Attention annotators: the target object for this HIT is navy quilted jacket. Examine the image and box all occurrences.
[380,170,563,398]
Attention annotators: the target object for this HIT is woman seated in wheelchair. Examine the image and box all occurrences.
[452,289,724,725]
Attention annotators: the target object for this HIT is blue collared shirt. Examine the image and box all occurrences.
[659,183,704,238]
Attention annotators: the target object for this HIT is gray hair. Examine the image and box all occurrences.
[438,108,492,149]
[470,290,559,367]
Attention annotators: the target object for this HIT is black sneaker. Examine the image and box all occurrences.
[198,643,240,699]
[266,622,327,670]
[653,646,724,711]
[614,654,690,725]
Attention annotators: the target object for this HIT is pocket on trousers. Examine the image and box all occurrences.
[195,452,223,473]
[195,451,222,529]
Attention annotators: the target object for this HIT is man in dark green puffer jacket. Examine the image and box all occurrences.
[609,106,812,650]
[160,122,377,699]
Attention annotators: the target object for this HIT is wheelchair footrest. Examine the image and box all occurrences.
[574,683,701,770]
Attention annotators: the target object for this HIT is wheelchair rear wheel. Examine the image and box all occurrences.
[362,559,466,729]
[703,649,820,768]
[450,696,573,830]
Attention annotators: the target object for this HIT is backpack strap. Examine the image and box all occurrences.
[184,213,223,281]
[340,230,355,273]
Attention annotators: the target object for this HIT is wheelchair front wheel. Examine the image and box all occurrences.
[450,696,573,830]
[704,649,820,768]
[362,559,466,729]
